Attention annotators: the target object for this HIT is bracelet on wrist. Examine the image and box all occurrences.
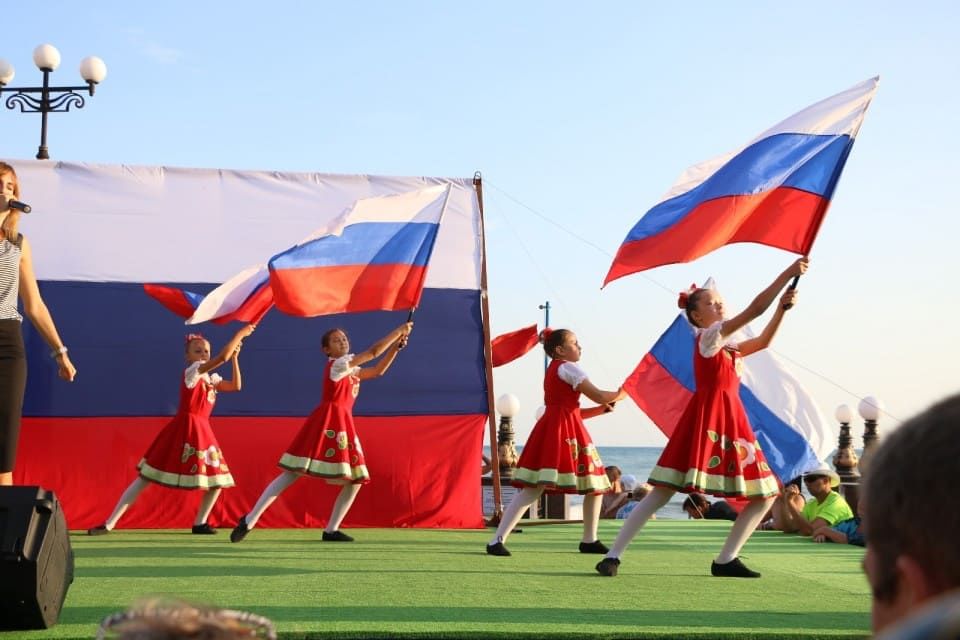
[50,346,68,359]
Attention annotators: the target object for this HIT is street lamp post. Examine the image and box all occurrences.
[482,393,521,525]
[857,395,884,474]
[833,404,860,509]
[495,393,520,477]
[0,44,107,160]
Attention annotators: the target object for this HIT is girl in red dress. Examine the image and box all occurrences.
[230,322,411,543]
[486,328,626,557]
[88,324,255,535]
[596,257,808,578]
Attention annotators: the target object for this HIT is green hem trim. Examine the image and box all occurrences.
[279,454,369,481]
[512,467,610,494]
[649,464,779,498]
[138,463,235,490]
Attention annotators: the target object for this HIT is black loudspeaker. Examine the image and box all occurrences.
[0,486,74,630]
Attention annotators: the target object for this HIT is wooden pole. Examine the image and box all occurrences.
[473,172,503,523]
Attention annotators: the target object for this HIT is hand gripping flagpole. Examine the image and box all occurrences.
[783,276,800,310]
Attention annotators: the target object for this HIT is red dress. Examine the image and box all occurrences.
[138,362,235,489]
[649,323,779,498]
[511,359,610,495]
[279,355,369,483]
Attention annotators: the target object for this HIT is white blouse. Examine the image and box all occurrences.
[698,321,739,358]
[330,354,361,381]
[184,361,222,389]
[557,361,588,389]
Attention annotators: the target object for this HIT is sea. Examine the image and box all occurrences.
[485,446,690,520]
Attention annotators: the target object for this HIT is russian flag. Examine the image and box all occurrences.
[144,264,274,325]
[605,77,878,285]
[623,314,834,483]
[268,186,451,317]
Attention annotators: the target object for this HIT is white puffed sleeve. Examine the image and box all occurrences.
[183,361,203,389]
[698,321,737,358]
[209,373,223,387]
[557,362,589,389]
[330,354,360,382]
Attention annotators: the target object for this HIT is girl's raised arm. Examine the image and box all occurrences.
[719,257,808,339]
[351,322,412,368]
[357,334,408,380]
[199,324,255,375]
[216,345,244,392]
[738,289,797,356]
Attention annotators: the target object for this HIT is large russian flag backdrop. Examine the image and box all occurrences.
[9,160,487,529]
[605,77,878,285]
[268,186,450,317]
[623,314,834,483]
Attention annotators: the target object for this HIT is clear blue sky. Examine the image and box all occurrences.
[3,1,957,445]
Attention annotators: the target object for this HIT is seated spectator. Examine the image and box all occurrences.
[813,501,865,547]
[682,493,738,521]
[600,466,629,518]
[759,476,805,531]
[96,598,276,639]
[781,464,853,536]
[615,476,654,520]
[481,453,493,476]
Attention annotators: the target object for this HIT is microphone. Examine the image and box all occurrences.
[8,200,31,214]
[1,196,31,213]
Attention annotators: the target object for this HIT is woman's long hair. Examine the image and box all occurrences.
[0,162,22,242]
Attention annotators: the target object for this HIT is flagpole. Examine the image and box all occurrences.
[538,301,550,373]
[474,172,504,524]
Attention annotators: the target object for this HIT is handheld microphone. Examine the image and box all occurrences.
[8,200,32,214]
[1,196,32,213]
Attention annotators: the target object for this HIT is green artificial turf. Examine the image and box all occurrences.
[5,520,871,639]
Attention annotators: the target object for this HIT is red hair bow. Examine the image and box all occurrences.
[677,283,698,309]
[185,333,206,344]
[538,327,554,343]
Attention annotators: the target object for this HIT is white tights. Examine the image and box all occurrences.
[103,477,222,529]
[245,470,361,532]
[488,488,604,545]
[604,486,776,563]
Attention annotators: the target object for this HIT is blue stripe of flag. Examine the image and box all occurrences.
[625,133,853,242]
[270,222,440,270]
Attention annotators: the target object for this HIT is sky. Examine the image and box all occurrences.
[2,1,958,446]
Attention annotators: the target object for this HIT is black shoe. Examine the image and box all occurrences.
[711,557,761,578]
[595,557,620,577]
[579,540,609,554]
[486,541,511,556]
[230,515,250,543]
[87,525,109,536]
[322,530,354,542]
[191,523,217,535]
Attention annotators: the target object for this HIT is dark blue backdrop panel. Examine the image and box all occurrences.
[24,282,488,417]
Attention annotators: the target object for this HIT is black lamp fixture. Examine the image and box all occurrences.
[0,44,107,160]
